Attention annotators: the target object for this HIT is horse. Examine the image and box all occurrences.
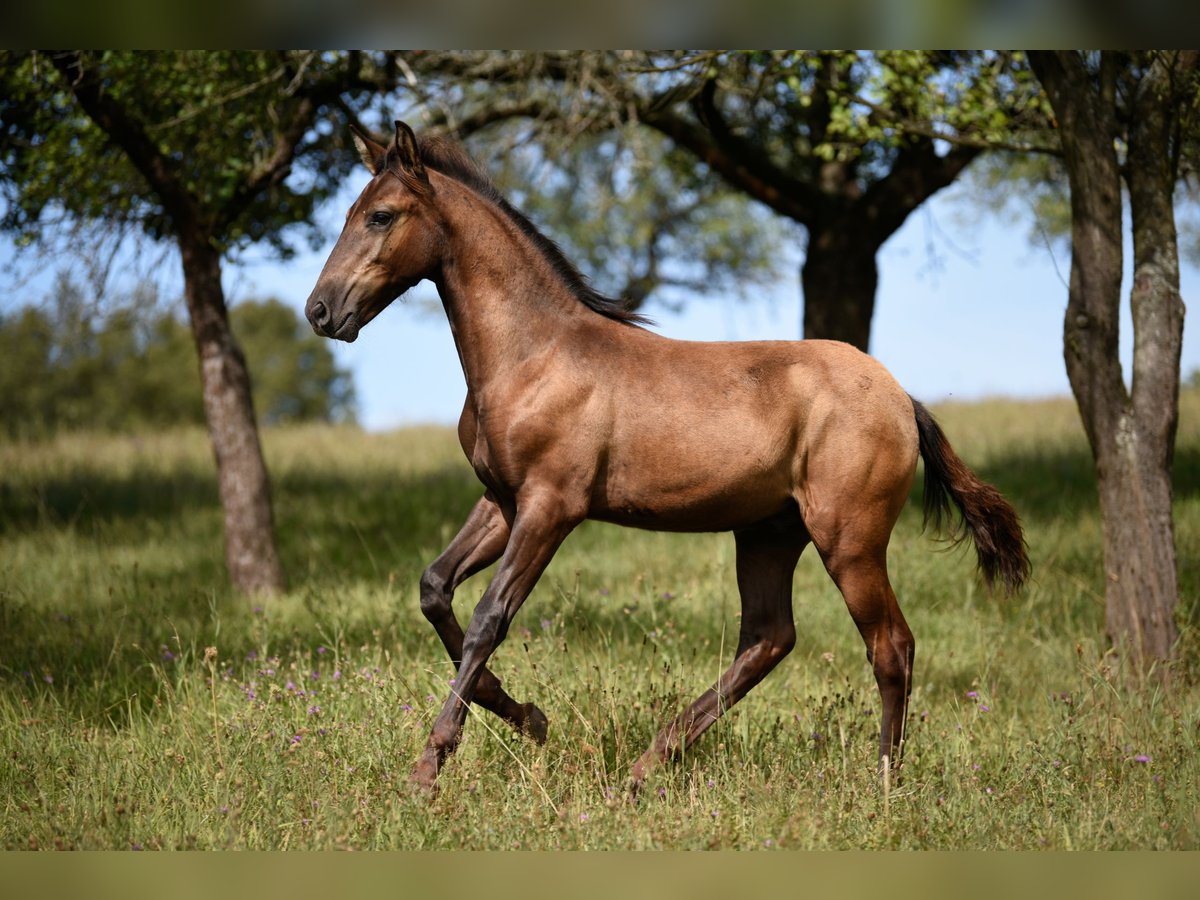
[305,120,1030,796]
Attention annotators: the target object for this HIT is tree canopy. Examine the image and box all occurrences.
[396,50,1051,348]
[0,51,399,259]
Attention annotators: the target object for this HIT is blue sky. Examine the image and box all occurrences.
[5,175,1199,431]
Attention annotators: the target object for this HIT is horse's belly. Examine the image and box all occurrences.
[589,457,795,533]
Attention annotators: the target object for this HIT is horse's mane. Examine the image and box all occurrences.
[405,136,651,327]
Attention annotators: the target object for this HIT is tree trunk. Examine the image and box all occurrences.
[800,219,880,350]
[1112,53,1188,664]
[1030,50,1184,672]
[178,230,285,596]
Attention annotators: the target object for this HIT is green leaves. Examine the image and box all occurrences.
[0,51,380,258]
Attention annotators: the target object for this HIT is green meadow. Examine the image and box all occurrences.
[1,392,1198,849]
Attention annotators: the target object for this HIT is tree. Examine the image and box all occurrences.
[1028,50,1198,672]
[1,51,398,594]
[405,51,1051,350]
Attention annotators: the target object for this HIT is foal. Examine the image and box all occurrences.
[305,120,1030,796]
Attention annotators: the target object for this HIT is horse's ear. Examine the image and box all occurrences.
[349,124,387,176]
[390,120,427,184]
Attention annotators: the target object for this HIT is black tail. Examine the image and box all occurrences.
[911,398,1030,593]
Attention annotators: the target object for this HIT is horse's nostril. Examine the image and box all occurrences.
[310,300,330,327]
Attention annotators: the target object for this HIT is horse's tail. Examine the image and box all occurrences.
[911,398,1030,593]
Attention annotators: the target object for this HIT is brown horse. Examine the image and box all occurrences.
[305,120,1030,796]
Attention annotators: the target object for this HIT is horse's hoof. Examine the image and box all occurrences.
[522,703,549,744]
[407,776,438,802]
[409,756,440,799]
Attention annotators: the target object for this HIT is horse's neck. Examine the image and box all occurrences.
[433,191,584,398]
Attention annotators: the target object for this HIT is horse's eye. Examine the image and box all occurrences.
[368,210,394,228]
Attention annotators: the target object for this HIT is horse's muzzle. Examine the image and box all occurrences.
[305,296,359,342]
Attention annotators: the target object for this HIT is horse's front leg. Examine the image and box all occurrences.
[411,490,579,794]
[420,492,548,742]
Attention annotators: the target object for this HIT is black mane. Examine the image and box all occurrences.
[413,137,651,327]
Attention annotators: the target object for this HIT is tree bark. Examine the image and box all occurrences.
[179,229,285,596]
[801,219,880,349]
[1029,50,1187,672]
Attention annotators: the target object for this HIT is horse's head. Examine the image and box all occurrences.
[305,120,441,342]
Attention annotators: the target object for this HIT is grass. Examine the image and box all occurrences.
[1,392,1198,850]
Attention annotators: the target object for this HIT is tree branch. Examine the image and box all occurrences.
[50,51,201,229]
[861,142,982,244]
[637,102,819,225]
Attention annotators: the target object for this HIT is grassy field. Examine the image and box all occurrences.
[1,392,1198,850]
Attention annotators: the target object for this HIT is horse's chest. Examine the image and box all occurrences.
[466,425,531,497]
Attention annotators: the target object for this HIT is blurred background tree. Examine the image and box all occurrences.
[0,277,355,438]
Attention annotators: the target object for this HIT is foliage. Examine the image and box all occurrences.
[411,51,1050,217]
[0,277,355,437]
[967,50,1200,255]
[0,51,394,259]
[700,50,1050,179]
[383,51,1050,330]
[1,392,1197,849]
[486,125,789,308]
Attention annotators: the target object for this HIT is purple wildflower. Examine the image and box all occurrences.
[1134,754,1152,763]
[966,691,979,699]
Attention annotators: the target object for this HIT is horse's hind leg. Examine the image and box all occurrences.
[629,516,806,794]
[419,492,548,742]
[813,521,915,769]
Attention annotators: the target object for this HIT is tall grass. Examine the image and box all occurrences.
[1,392,1198,849]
